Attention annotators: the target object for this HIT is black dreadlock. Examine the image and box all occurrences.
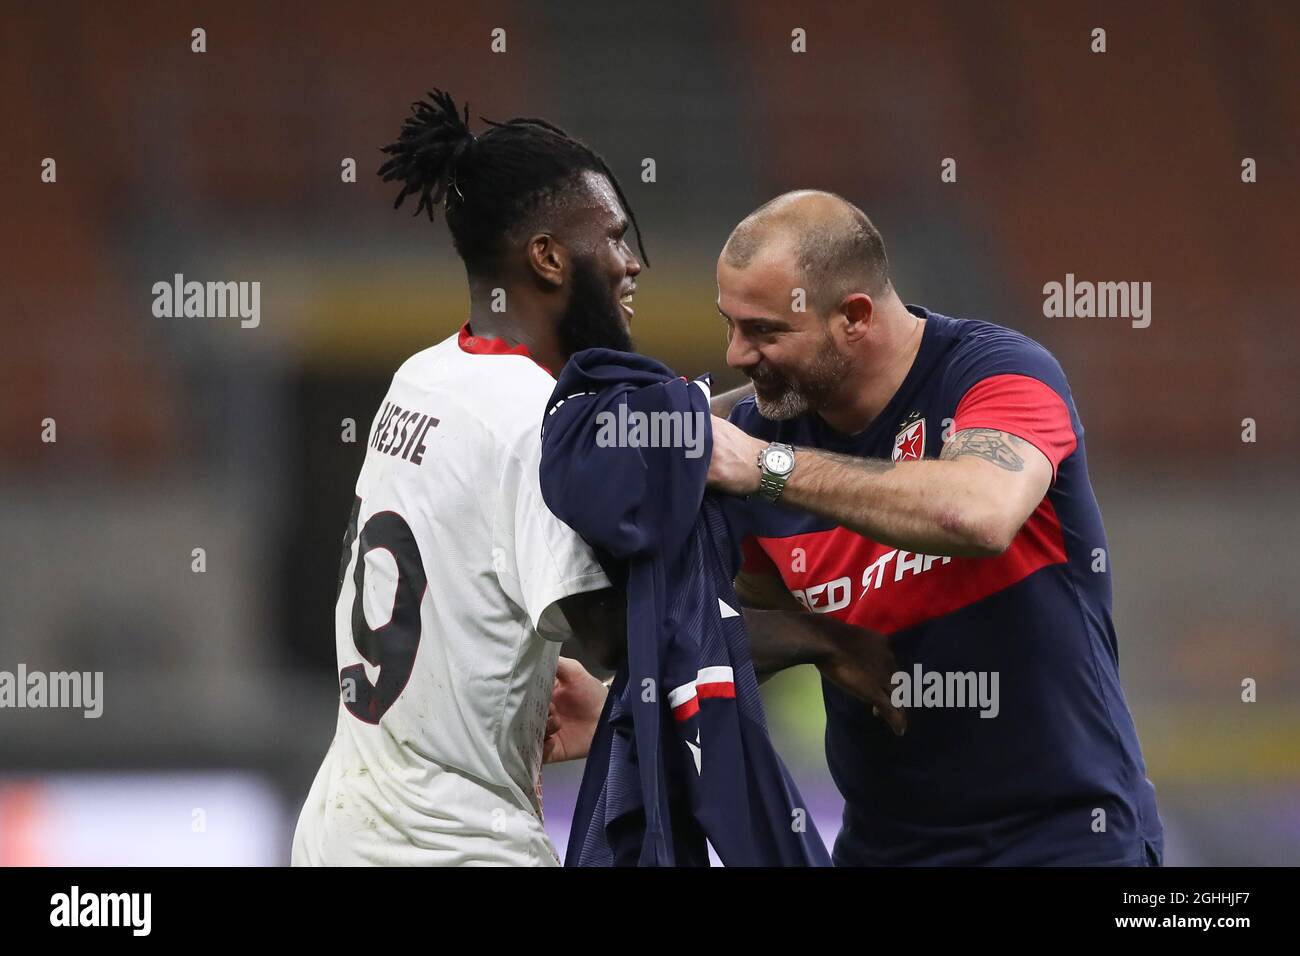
[378,89,648,271]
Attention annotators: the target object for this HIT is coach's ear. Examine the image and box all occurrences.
[527,233,567,288]
[838,292,875,343]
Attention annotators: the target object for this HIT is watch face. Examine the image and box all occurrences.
[764,448,794,475]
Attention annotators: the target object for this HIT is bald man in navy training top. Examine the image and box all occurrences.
[706,190,1164,866]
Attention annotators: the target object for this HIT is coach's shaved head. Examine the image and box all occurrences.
[722,190,889,315]
[718,190,917,424]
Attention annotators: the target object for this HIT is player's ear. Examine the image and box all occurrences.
[527,234,567,289]
[839,292,874,341]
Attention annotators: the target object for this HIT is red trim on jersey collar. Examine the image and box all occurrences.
[457,323,553,375]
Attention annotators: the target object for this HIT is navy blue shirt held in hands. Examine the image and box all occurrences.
[539,347,829,867]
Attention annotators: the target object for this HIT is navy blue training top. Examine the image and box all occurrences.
[726,306,1164,865]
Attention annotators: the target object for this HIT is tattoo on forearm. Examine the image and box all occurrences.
[940,428,1025,471]
[807,429,1026,476]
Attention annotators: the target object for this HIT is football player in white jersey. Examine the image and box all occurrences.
[293,90,904,867]
[292,91,648,866]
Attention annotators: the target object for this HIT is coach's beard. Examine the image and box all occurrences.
[749,331,850,421]
[557,257,634,359]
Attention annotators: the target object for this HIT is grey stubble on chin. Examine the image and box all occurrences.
[753,388,810,421]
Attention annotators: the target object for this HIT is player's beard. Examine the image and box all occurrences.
[556,256,634,359]
[748,325,850,421]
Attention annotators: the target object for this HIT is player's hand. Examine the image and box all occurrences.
[544,657,609,763]
[706,415,764,496]
[814,618,907,736]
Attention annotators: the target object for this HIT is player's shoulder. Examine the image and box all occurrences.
[398,332,554,439]
[939,312,1060,367]
[927,309,1069,395]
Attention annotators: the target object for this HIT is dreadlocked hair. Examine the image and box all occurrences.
[378,89,648,271]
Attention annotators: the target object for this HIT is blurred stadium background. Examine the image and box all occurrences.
[1,1,1297,864]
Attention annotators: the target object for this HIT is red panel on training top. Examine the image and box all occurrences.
[746,498,1067,634]
[952,373,1077,479]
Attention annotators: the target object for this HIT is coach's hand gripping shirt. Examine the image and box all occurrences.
[728,307,1164,866]
[292,325,610,866]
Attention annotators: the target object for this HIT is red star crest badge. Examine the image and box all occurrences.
[892,414,926,462]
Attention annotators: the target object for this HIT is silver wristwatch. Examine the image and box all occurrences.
[756,442,796,502]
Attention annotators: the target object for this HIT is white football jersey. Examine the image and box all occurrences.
[292,325,610,866]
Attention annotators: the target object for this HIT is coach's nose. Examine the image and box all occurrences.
[725,327,760,372]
